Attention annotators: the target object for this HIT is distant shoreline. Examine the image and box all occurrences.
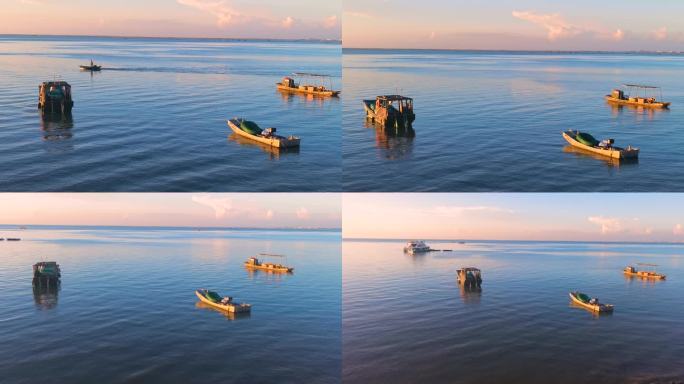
[343,47,684,55]
[0,224,341,232]
[344,237,684,245]
[0,33,341,45]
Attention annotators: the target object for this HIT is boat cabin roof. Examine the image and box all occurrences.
[623,84,660,89]
[458,267,481,272]
[42,81,71,87]
[292,72,332,78]
[377,95,413,102]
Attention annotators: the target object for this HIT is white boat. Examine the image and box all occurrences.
[404,240,430,254]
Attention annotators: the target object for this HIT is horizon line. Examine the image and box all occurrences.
[343,237,684,245]
[0,33,342,44]
[343,47,684,54]
[0,224,341,231]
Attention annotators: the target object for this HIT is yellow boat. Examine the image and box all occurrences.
[276,73,340,97]
[195,289,251,313]
[569,291,614,313]
[244,254,294,273]
[562,130,638,160]
[624,264,666,280]
[227,118,300,148]
[605,85,670,109]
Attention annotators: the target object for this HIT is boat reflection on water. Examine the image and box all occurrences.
[40,112,74,141]
[458,284,482,304]
[366,120,415,161]
[245,267,293,280]
[228,133,300,159]
[569,301,613,319]
[195,301,251,321]
[563,145,639,168]
[276,89,338,106]
[607,102,669,121]
[33,284,59,310]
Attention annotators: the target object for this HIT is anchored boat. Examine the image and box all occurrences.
[38,81,73,114]
[276,73,340,97]
[404,240,430,255]
[195,289,251,313]
[33,261,61,287]
[457,267,482,289]
[562,130,638,160]
[244,254,294,273]
[624,264,666,280]
[605,85,670,109]
[569,291,614,313]
[227,118,300,148]
[364,95,415,128]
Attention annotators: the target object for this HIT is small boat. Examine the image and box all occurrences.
[6,238,21,241]
[195,289,251,313]
[562,130,638,160]
[33,261,61,287]
[605,85,670,109]
[244,254,294,273]
[624,264,666,280]
[80,60,102,71]
[227,118,300,148]
[457,267,482,288]
[404,240,430,254]
[569,291,614,313]
[38,81,74,114]
[364,95,415,128]
[276,73,340,97]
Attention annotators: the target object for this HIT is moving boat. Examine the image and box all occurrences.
[244,254,294,273]
[605,85,670,109]
[624,264,666,280]
[562,130,639,160]
[404,240,430,254]
[276,73,340,97]
[364,95,415,128]
[195,289,251,313]
[80,60,102,71]
[227,118,300,148]
[569,291,614,313]
[457,267,482,289]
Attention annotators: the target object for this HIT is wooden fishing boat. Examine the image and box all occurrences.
[562,130,638,160]
[80,65,101,71]
[276,73,340,97]
[569,291,613,313]
[195,289,251,313]
[227,118,300,148]
[38,81,73,114]
[244,254,294,273]
[364,95,415,128]
[457,267,482,289]
[624,264,666,280]
[605,85,670,109]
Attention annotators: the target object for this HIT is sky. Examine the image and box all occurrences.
[344,194,684,243]
[0,0,341,40]
[344,0,684,51]
[0,193,341,229]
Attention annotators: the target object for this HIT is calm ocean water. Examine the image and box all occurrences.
[0,226,341,383]
[343,50,684,191]
[0,36,341,191]
[343,240,684,384]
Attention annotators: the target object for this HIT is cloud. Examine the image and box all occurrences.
[429,31,436,40]
[192,194,235,218]
[512,11,583,40]
[324,15,338,29]
[266,209,274,220]
[588,216,623,234]
[613,29,624,41]
[588,216,653,236]
[296,207,310,220]
[177,0,246,27]
[433,205,515,216]
[282,16,295,28]
[674,224,684,235]
[653,27,668,40]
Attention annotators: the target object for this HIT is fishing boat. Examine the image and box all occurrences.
[80,60,102,71]
[404,240,430,254]
[195,289,251,313]
[227,118,300,148]
[276,73,340,97]
[569,291,614,313]
[32,261,61,287]
[562,130,639,160]
[244,254,294,273]
[624,264,666,280]
[7,238,21,241]
[605,85,670,109]
[38,81,73,114]
[457,267,482,289]
[364,95,415,128]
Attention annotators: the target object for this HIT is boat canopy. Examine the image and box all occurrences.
[292,72,332,78]
[377,95,413,102]
[623,84,661,89]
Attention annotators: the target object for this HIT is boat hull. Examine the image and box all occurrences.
[195,290,251,313]
[569,292,613,313]
[562,131,638,160]
[227,119,300,148]
[80,66,102,71]
[623,271,666,280]
[605,96,670,109]
[276,83,339,97]
[244,263,293,273]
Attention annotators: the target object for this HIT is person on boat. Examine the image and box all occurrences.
[589,298,599,305]
[90,59,93,67]
[598,139,613,149]
[221,296,233,304]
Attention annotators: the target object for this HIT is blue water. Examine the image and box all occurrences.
[343,240,684,383]
[0,226,341,383]
[343,50,684,191]
[0,35,341,191]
